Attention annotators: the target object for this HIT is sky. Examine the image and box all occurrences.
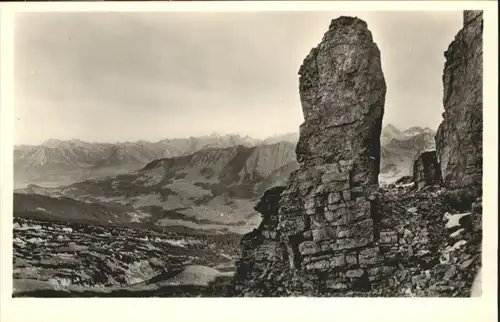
[14,11,463,145]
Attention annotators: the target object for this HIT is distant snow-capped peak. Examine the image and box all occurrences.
[403,126,436,137]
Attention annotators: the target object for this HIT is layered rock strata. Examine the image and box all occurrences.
[412,151,442,189]
[232,16,395,295]
[436,11,483,194]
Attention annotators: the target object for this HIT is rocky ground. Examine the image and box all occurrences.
[13,217,240,297]
[371,183,482,297]
[230,182,482,297]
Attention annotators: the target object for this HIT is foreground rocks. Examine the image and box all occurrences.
[376,186,481,297]
[232,183,481,297]
[436,11,483,195]
[232,186,287,293]
[13,217,239,297]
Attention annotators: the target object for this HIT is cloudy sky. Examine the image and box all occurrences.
[15,11,463,145]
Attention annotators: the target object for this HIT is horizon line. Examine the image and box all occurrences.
[14,123,437,147]
[14,131,301,147]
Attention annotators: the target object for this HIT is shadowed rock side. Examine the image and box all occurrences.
[436,11,483,195]
[412,151,442,189]
[231,16,391,296]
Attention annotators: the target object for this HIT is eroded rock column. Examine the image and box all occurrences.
[277,16,391,291]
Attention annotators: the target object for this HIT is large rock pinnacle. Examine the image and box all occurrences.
[277,16,388,290]
[296,16,386,192]
[232,16,391,296]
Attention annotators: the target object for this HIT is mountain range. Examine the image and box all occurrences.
[14,125,435,232]
[380,124,436,176]
[14,133,297,188]
[15,142,299,234]
[15,126,434,187]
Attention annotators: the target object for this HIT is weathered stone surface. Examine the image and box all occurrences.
[336,219,374,239]
[379,231,398,245]
[312,226,337,242]
[332,236,374,251]
[305,253,346,271]
[295,16,386,192]
[276,17,385,273]
[367,266,395,282]
[232,186,286,291]
[412,150,442,189]
[325,281,348,291]
[328,192,342,204]
[345,252,358,266]
[471,198,482,232]
[358,247,381,266]
[346,269,364,279]
[436,11,483,195]
[298,241,321,256]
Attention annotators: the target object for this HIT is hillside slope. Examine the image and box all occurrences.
[14,134,263,188]
[15,142,298,233]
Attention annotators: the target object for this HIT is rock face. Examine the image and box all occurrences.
[412,151,442,189]
[436,11,483,194]
[232,186,287,293]
[232,16,392,296]
[295,17,386,185]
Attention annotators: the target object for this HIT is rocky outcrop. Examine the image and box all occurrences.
[232,16,392,296]
[231,12,483,298]
[412,151,442,189]
[295,17,385,183]
[375,185,482,297]
[278,15,389,292]
[232,186,287,294]
[436,11,483,195]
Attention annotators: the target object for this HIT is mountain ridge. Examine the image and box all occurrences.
[15,126,436,188]
[15,141,299,233]
[15,133,297,188]
[380,124,436,178]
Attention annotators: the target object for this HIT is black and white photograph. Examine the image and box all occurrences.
[1,1,495,305]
